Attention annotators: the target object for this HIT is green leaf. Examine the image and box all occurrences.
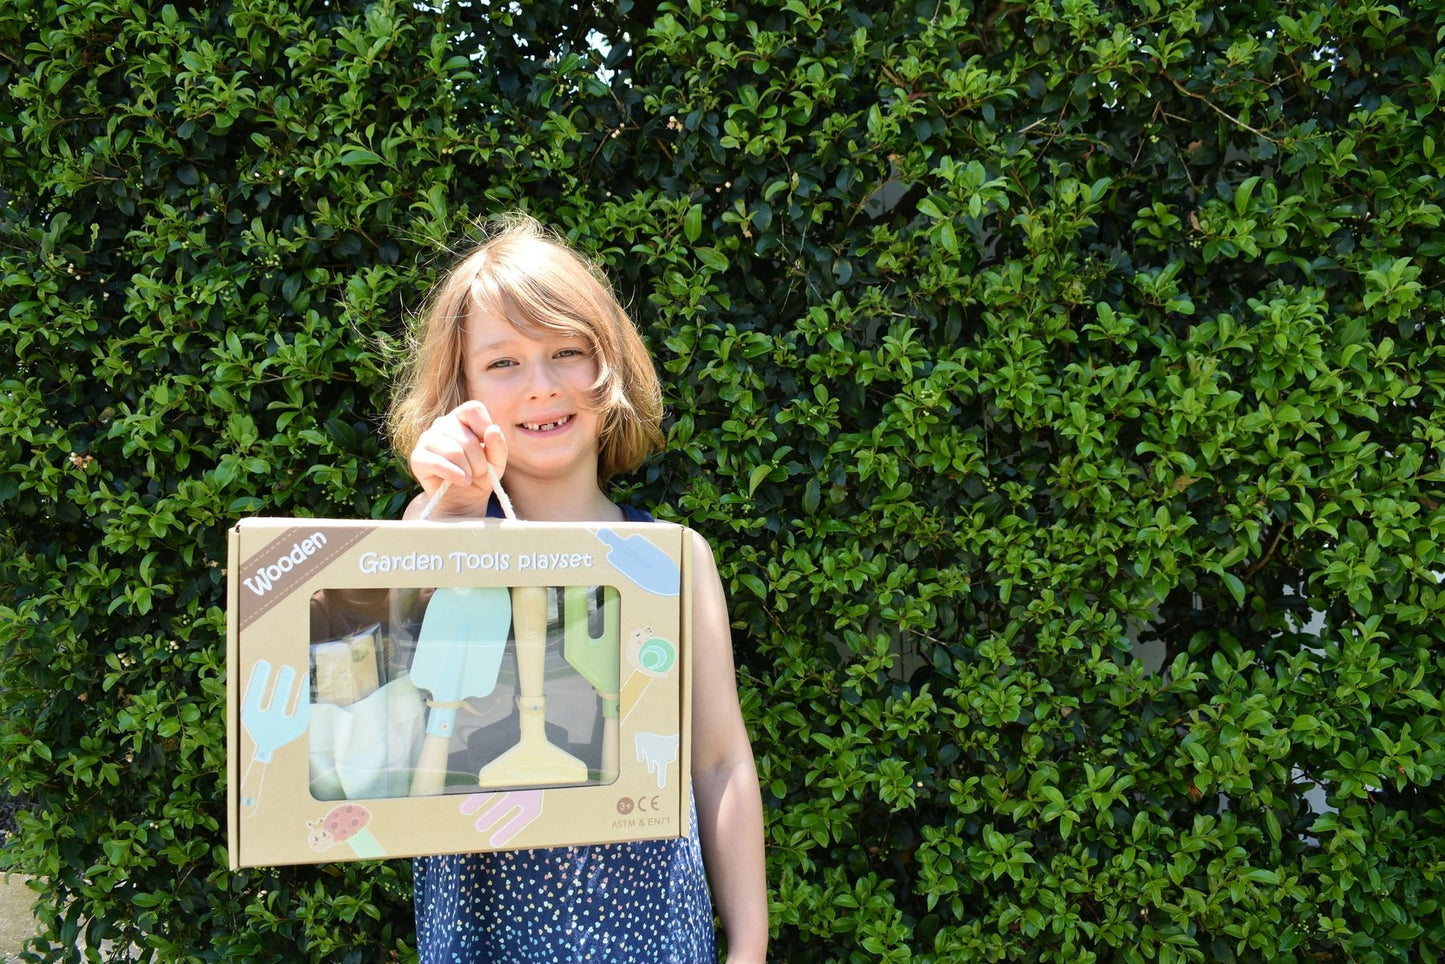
[339,148,383,166]
[802,478,820,514]
[916,197,945,220]
[695,247,729,271]
[1220,572,1245,605]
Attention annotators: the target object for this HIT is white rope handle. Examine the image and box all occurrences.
[417,465,516,521]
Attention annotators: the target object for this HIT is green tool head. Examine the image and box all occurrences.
[562,585,620,697]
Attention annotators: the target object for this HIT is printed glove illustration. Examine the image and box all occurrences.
[460,790,545,847]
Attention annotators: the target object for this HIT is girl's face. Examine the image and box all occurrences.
[461,304,603,488]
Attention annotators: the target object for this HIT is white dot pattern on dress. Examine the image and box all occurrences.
[414,795,717,963]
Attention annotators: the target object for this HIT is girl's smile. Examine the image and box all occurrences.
[520,414,575,432]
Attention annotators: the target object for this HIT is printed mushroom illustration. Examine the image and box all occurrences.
[306,803,385,859]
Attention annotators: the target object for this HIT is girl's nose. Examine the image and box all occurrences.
[524,361,561,398]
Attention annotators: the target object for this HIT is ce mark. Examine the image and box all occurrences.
[615,795,663,815]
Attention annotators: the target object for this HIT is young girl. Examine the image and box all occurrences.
[386,214,769,963]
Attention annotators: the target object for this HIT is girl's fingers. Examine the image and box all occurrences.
[408,402,505,515]
[480,422,508,479]
[451,403,505,494]
[410,424,476,490]
[456,427,493,491]
[450,401,497,442]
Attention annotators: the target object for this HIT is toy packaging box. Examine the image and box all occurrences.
[225,518,692,868]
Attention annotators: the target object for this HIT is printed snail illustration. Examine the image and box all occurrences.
[626,626,676,676]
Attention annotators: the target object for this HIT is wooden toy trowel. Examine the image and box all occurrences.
[478,586,588,788]
[409,586,511,796]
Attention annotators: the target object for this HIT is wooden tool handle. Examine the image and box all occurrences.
[410,734,451,796]
[601,716,619,783]
[510,586,549,696]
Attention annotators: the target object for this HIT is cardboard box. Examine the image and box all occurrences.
[226,518,692,868]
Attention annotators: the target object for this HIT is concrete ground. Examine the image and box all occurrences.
[0,876,137,960]
[0,875,38,961]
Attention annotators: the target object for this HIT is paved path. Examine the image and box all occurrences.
[0,878,42,959]
[0,875,39,961]
[0,876,139,960]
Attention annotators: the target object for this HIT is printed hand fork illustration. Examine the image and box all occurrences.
[240,660,310,815]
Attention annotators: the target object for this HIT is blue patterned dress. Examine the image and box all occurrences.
[413,799,716,963]
[413,505,718,964]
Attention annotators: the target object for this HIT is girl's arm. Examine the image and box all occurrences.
[687,528,769,963]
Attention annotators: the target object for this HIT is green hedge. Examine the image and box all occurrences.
[3,0,1443,960]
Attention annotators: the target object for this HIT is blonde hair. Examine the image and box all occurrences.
[387,214,663,481]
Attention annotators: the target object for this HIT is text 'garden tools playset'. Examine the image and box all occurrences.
[226,518,692,868]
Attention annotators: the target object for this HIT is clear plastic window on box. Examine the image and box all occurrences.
[306,584,628,801]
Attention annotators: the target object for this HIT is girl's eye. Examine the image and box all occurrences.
[485,358,516,370]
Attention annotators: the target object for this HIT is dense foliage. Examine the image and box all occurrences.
[2,0,1443,960]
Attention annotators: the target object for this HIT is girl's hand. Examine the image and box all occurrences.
[404,401,509,520]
